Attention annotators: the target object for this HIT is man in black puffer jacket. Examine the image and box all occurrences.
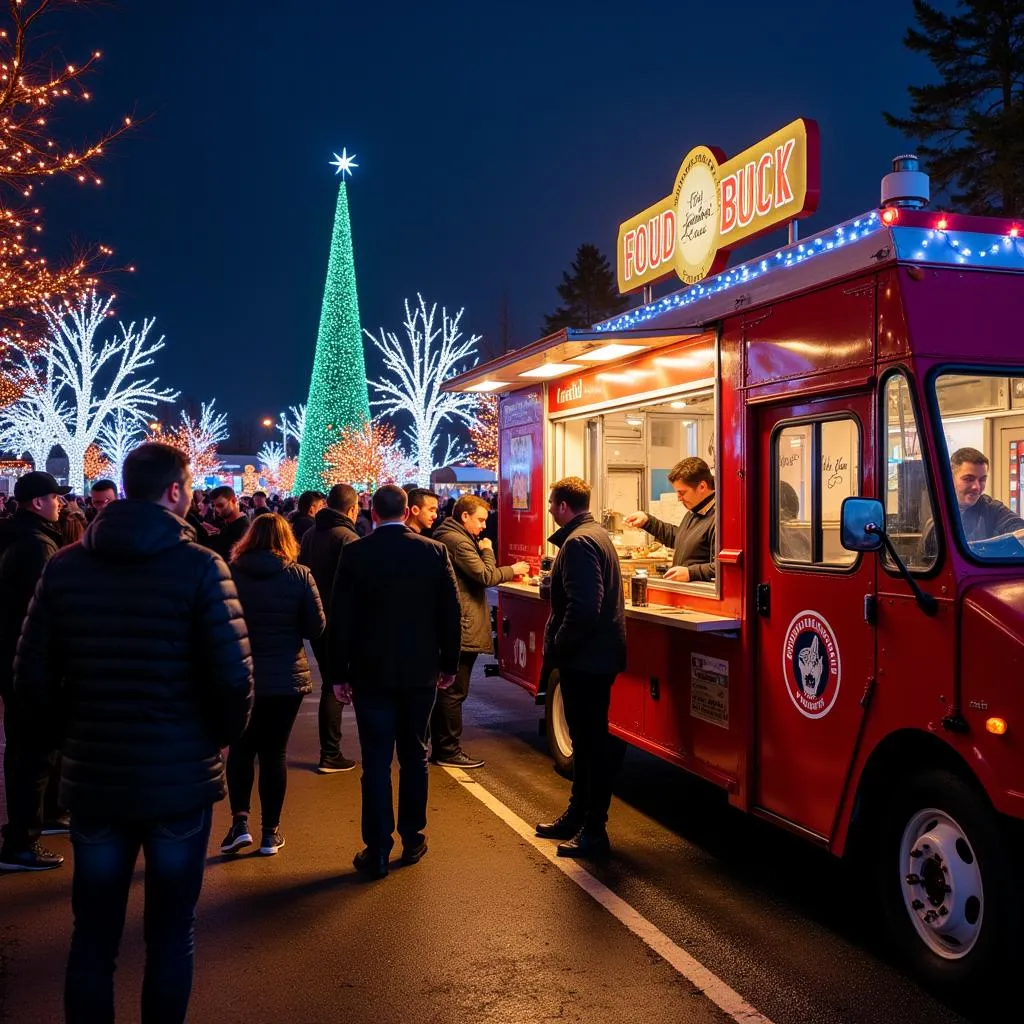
[299,482,360,773]
[0,471,69,872]
[14,443,253,1024]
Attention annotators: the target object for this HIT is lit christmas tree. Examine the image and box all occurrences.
[295,150,370,492]
[468,395,498,472]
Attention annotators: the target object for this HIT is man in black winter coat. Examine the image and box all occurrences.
[330,486,461,879]
[14,443,254,1024]
[535,476,626,861]
[0,471,70,871]
[299,482,360,773]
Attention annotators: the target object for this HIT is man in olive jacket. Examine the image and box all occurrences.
[431,493,529,769]
[14,443,254,1024]
[299,482,360,773]
[536,476,626,861]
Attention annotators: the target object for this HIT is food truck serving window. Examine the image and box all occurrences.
[933,371,1024,562]
[773,417,860,568]
[549,384,718,594]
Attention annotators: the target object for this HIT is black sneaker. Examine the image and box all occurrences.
[0,842,64,872]
[317,756,356,774]
[220,818,253,854]
[258,830,285,856]
[41,815,71,836]
[433,750,485,769]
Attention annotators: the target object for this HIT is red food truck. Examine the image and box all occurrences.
[443,119,1024,988]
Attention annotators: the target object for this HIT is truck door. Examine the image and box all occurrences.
[755,399,876,839]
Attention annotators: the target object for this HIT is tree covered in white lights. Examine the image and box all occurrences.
[0,390,69,471]
[97,408,144,492]
[258,441,285,476]
[367,294,480,488]
[6,292,178,494]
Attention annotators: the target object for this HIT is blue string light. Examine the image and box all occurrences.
[595,212,884,332]
[594,212,1024,334]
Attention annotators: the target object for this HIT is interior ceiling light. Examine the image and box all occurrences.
[670,400,688,408]
[465,380,504,392]
[576,344,648,362]
[519,363,581,379]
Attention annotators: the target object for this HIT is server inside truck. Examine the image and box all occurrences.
[548,382,720,597]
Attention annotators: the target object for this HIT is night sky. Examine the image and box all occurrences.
[48,0,939,435]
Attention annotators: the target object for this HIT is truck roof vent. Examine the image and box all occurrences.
[881,154,929,209]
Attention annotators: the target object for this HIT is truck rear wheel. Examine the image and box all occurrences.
[877,769,1017,990]
[543,671,574,776]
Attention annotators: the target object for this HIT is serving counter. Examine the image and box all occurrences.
[496,581,740,633]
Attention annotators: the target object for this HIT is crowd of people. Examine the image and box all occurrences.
[0,450,611,1024]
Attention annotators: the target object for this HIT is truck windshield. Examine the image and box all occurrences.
[932,372,1024,562]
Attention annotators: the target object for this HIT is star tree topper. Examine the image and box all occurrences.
[330,148,358,178]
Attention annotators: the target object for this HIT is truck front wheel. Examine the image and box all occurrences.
[543,671,574,776]
[878,770,1017,990]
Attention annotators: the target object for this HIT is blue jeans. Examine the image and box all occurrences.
[65,805,214,1024]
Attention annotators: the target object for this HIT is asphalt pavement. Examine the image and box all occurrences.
[0,658,1004,1024]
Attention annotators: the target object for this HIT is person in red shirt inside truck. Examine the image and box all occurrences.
[624,457,717,582]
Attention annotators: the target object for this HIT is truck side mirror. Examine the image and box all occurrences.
[840,497,885,552]
[840,496,937,616]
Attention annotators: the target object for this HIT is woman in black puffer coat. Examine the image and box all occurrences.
[221,513,325,856]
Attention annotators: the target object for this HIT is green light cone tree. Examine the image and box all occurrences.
[295,151,371,493]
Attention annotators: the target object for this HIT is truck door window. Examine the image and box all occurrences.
[884,374,937,571]
[774,417,860,567]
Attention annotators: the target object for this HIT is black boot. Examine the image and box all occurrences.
[556,826,610,859]
[535,809,582,840]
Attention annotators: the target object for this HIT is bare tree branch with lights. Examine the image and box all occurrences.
[367,294,480,488]
[7,291,177,492]
[322,419,415,491]
[468,394,498,472]
[277,403,305,455]
[0,0,134,388]
[96,406,142,489]
[156,400,228,480]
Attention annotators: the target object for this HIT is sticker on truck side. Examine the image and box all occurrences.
[782,610,842,719]
[690,653,729,728]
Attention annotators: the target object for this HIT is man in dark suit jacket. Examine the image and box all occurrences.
[329,485,461,879]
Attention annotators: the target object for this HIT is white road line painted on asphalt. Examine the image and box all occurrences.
[443,766,775,1024]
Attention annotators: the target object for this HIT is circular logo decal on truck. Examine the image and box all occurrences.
[782,610,841,719]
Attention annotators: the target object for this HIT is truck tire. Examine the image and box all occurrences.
[877,769,1017,991]
[543,671,574,776]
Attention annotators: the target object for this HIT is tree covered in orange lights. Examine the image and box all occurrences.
[274,456,297,496]
[0,0,133,403]
[322,420,415,490]
[152,401,228,480]
[468,395,498,472]
[83,441,110,482]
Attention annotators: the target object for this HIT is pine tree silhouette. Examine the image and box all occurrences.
[884,0,1024,216]
[542,244,627,334]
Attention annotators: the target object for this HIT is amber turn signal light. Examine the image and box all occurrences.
[986,717,1008,736]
